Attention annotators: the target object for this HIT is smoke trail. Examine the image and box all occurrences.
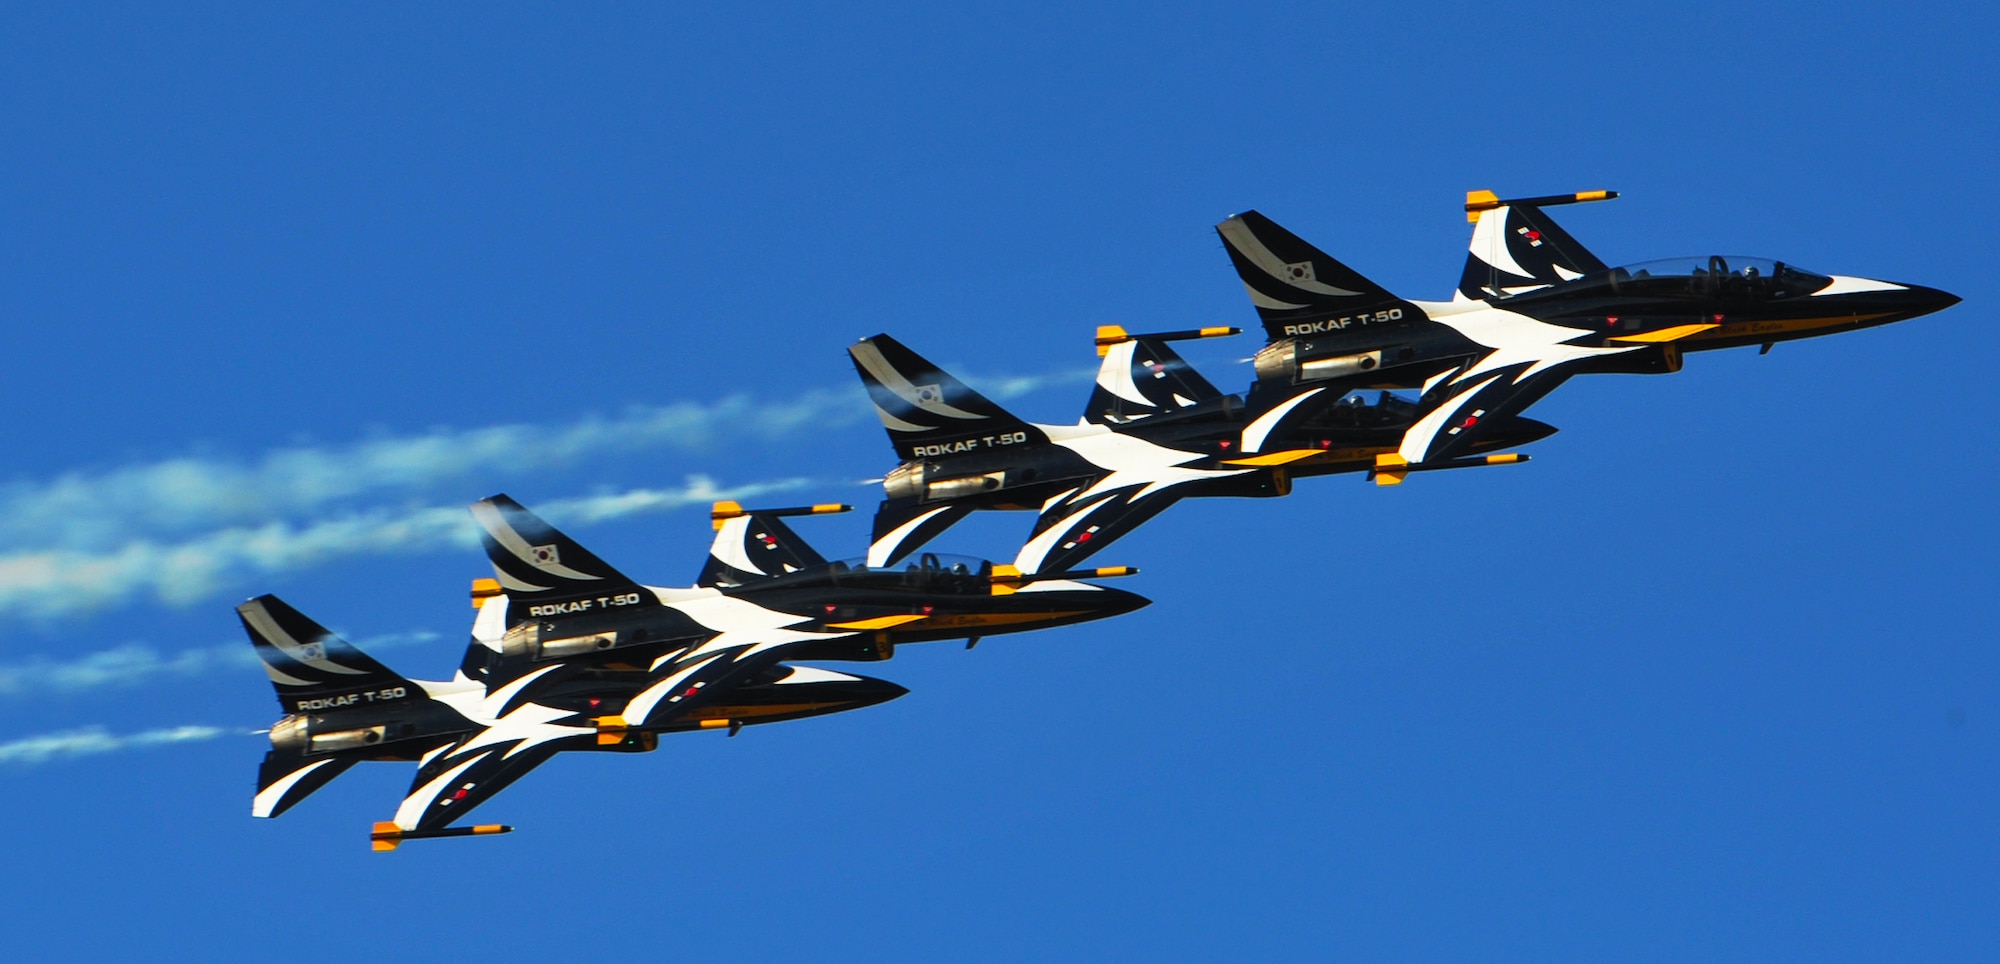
[0,475,812,620]
[0,724,240,766]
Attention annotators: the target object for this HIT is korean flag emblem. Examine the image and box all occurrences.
[531,544,561,566]
[914,384,944,405]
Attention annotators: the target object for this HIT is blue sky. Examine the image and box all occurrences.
[1,3,1995,959]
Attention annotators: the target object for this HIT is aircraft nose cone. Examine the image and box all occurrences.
[1907,284,1962,316]
[1092,586,1152,618]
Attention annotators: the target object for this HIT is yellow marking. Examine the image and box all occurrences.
[1221,449,1322,467]
[593,715,629,746]
[710,500,745,529]
[1197,327,1238,338]
[698,719,733,730]
[1684,313,1895,341]
[825,613,929,631]
[1607,323,1719,343]
[810,504,848,514]
[470,825,507,836]
[1465,189,1500,222]
[370,821,403,852]
[1575,190,1611,202]
[470,578,502,608]
[1483,453,1526,465]
[1089,566,1137,578]
[1094,325,1131,356]
[1373,454,1408,487]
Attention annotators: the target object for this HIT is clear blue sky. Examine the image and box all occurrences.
[1,3,1993,959]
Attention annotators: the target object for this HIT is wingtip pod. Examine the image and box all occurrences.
[710,501,851,530]
[1093,324,1240,356]
[1465,189,1618,222]
[1370,452,1530,485]
[371,821,513,852]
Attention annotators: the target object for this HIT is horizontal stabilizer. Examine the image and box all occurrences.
[254,751,360,819]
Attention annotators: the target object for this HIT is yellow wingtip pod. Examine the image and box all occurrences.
[710,500,746,530]
[810,503,850,515]
[1089,566,1138,578]
[371,822,403,852]
[1221,449,1321,467]
[470,578,502,609]
[1465,189,1501,222]
[1483,453,1527,466]
[1574,190,1612,202]
[1373,454,1409,486]
[1095,325,1132,357]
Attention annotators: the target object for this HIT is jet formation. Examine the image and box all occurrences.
[242,190,1957,847]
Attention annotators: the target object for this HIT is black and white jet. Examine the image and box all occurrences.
[1215,190,1959,481]
[245,496,1144,848]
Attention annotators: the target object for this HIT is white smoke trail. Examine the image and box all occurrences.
[0,631,440,699]
[0,475,813,620]
[0,724,240,766]
[0,369,1088,552]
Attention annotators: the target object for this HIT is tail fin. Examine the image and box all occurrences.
[468,495,663,616]
[1215,210,1418,341]
[1458,190,1614,300]
[238,595,420,714]
[698,501,847,587]
[848,334,1046,461]
[1085,326,1236,424]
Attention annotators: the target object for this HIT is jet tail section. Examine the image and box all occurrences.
[848,334,1046,461]
[1085,326,1235,424]
[1458,190,1614,300]
[1215,210,1419,341]
[469,495,664,616]
[698,501,846,587]
[238,595,421,714]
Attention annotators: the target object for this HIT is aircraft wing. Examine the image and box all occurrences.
[389,619,858,832]
[1395,361,1576,467]
[1010,485,1185,575]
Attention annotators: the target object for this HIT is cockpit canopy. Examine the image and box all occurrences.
[1521,256,1833,301]
[748,551,998,593]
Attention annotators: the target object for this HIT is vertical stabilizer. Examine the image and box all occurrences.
[468,495,663,614]
[848,334,1046,460]
[1215,210,1418,341]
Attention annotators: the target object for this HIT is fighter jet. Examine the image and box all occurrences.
[1215,191,1959,482]
[850,332,1332,575]
[243,592,907,846]
[852,327,1552,574]
[246,495,1145,847]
